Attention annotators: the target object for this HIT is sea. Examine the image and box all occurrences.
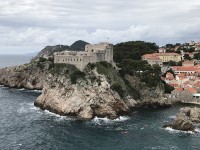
[1,55,200,150]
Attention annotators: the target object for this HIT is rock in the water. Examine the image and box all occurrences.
[163,107,200,132]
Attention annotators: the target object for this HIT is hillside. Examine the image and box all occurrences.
[34,40,89,59]
[70,40,89,51]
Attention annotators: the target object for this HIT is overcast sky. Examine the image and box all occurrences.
[0,0,200,54]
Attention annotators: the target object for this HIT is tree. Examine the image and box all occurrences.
[184,54,192,60]
[168,61,177,66]
[194,53,200,60]
[177,61,183,66]
[166,44,174,48]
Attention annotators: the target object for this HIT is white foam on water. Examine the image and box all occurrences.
[165,127,194,134]
[18,88,25,91]
[0,85,4,87]
[33,89,42,93]
[43,110,74,121]
[169,115,176,119]
[92,116,130,125]
[18,102,38,114]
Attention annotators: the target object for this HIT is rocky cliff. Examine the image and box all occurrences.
[0,58,171,119]
[0,60,51,89]
[34,63,137,119]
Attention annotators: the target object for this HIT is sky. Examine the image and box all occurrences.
[0,0,200,54]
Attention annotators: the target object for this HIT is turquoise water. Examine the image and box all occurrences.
[1,55,200,150]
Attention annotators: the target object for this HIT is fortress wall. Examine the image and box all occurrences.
[54,42,114,71]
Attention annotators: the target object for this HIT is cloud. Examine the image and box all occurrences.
[0,0,200,53]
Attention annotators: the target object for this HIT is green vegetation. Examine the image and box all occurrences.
[183,54,192,60]
[49,63,85,84]
[111,82,124,98]
[70,40,89,51]
[194,53,200,60]
[39,57,47,62]
[70,71,85,84]
[162,80,174,93]
[166,60,182,66]
[114,41,158,63]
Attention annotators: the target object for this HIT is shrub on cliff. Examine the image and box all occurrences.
[70,71,85,84]
[162,80,174,93]
[49,63,78,76]
[39,57,47,62]
[111,82,125,98]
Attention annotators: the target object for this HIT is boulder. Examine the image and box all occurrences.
[163,107,200,132]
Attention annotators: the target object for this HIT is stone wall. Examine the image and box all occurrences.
[54,42,114,71]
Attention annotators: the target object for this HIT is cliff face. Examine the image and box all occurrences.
[0,61,50,89]
[124,75,172,107]
[35,65,136,119]
[0,59,169,119]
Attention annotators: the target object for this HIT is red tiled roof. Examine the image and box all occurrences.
[155,53,181,56]
[175,88,184,92]
[187,88,197,94]
[143,54,161,60]
[177,73,185,78]
[169,83,179,87]
[194,82,200,87]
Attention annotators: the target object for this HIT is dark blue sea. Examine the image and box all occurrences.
[1,55,200,150]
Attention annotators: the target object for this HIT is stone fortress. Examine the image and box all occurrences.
[54,42,115,71]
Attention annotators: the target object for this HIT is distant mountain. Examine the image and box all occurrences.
[70,40,89,51]
[34,45,70,59]
[34,40,89,59]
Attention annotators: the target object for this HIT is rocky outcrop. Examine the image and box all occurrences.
[0,59,170,120]
[163,107,200,132]
[125,75,173,107]
[0,61,51,89]
[34,68,135,119]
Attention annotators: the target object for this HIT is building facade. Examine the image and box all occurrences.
[142,52,182,66]
[54,42,114,71]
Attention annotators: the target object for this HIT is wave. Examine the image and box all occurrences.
[43,110,74,121]
[165,127,195,134]
[18,88,25,91]
[169,115,176,119]
[32,90,42,93]
[92,116,129,124]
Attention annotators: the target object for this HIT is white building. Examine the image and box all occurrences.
[54,42,114,71]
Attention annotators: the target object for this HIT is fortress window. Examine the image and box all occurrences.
[92,49,94,52]
[77,59,78,61]
[80,59,82,61]
[74,59,75,61]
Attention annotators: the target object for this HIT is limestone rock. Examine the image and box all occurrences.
[163,107,200,132]
[34,68,133,119]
